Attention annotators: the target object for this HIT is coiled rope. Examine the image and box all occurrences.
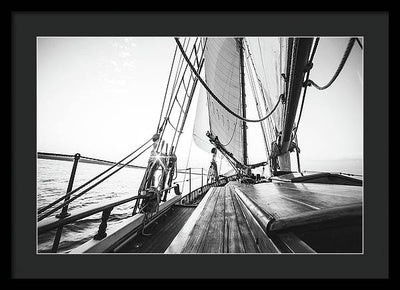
[175,37,282,123]
[305,38,357,90]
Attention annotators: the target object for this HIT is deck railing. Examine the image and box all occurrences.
[180,174,237,205]
[38,184,179,252]
[37,150,235,253]
[37,140,153,253]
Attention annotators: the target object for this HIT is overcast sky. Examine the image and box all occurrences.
[37,37,363,174]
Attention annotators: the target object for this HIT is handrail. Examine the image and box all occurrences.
[38,195,141,234]
[37,138,153,216]
[69,194,183,253]
[38,174,235,253]
[38,143,153,221]
[38,185,179,235]
[180,174,237,204]
[38,152,207,176]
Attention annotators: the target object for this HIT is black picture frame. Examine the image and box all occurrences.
[11,11,389,279]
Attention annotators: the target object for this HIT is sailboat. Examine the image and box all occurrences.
[37,36,363,254]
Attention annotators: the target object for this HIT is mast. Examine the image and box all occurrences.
[239,38,248,166]
[278,38,313,172]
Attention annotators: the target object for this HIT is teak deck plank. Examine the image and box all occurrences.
[117,205,195,253]
[229,187,260,253]
[224,186,246,253]
[165,180,362,253]
[178,185,262,253]
[181,187,221,253]
[200,186,226,253]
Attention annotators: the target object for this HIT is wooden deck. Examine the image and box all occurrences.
[165,180,362,253]
[116,205,195,253]
[165,186,279,253]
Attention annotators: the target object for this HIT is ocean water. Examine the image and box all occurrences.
[37,158,204,253]
[37,157,362,253]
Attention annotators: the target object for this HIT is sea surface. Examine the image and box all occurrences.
[37,158,204,253]
[37,157,362,253]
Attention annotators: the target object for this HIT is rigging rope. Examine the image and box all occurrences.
[287,37,320,174]
[157,38,191,146]
[173,39,207,155]
[156,45,178,133]
[166,117,183,133]
[245,39,278,150]
[37,138,153,215]
[175,37,283,123]
[245,57,270,156]
[165,38,195,125]
[355,38,363,50]
[38,142,153,221]
[243,42,273,157]
[180,135,193,194]
[293,37,320,137]
[293,37,360,172]
[305,37,356,90]
[159,38,203,153]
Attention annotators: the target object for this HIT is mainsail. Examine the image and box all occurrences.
[245,37,289,157]
[193,85,213,153]
[195,38,244,164]
[193,37,289,170]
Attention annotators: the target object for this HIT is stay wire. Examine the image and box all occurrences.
[158,38,196,148]
[175,37,283,123]
[37,137,153,215]
[293,37,320,138]
[156,44,178,133]
[38,142,153,221]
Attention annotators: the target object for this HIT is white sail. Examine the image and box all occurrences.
[192,85,213,153]
[203,38,244,163]
[246,37,288,143]
[192,37,289,165]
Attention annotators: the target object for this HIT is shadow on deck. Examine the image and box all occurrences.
[116,205,195,253]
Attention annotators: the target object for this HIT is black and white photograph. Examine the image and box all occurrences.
[11,12,389,279]
[36,36,363,254]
